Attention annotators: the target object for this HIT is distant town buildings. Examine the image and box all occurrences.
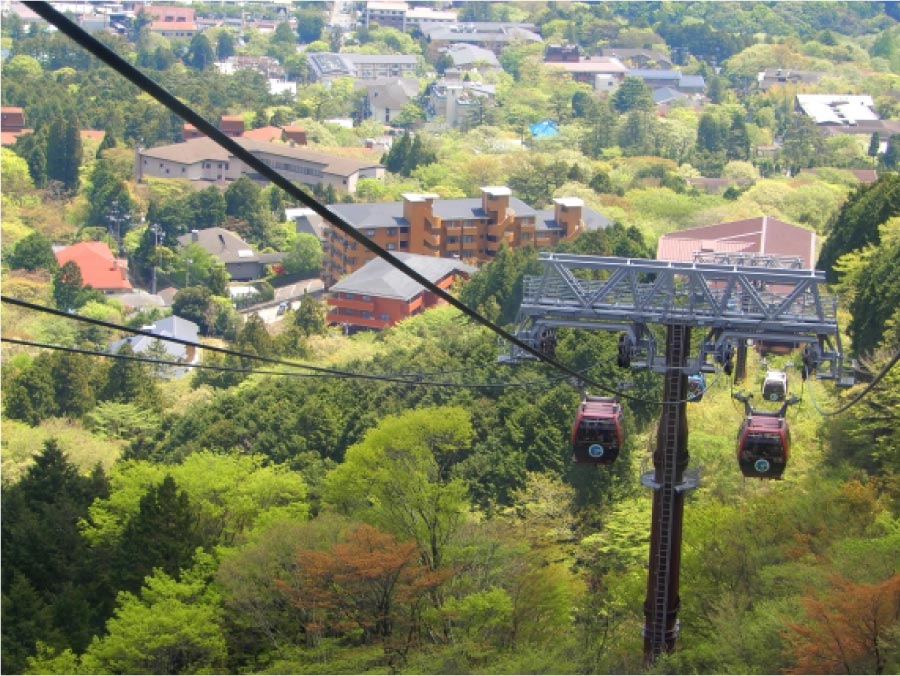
[306,52,419,83]
[176,227,282,282]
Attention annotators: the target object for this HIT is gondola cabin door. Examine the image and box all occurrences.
[572,397,624,465]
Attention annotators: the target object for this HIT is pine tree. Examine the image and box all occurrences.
[114,476,200,593]
[102,342,161,409]
[50,352,98,419]
[45,115,82,193]
[52,260,84,311]
[3,356,57,425]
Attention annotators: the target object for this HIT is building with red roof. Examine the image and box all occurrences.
[55,241,132,292]
[1,106,32,146]
[656,215,818,269]
[145,5,196,39]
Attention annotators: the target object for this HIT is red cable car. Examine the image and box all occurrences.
[571,395,624,465]
[736,412,790,479]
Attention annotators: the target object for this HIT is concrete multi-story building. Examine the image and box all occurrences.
[135,136,384,195]
[421,22,542,57]
[307,52,419,83]
[321,187,612,286]
[426,79,496,128]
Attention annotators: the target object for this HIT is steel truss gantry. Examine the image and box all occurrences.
[503,253,850,383]
[501,252,852,665]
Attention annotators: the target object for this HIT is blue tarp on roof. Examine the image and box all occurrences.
[529,118,559,138]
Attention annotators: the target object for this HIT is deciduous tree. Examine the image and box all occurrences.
[785,573,900,675]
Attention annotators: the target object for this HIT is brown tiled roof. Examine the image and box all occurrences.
[657,215,817,268]
[140,136,382,177]
[242,126,283,142]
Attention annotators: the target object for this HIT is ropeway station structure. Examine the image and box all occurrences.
[500,252,854,665]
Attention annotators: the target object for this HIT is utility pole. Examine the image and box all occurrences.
[501,252,851,666]
[150,223,162,295]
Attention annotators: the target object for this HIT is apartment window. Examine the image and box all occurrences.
[399,241,408,249]
[400,227,409,234]
[387,243,396,250]
[344,293,354,300]
[366,229,376,236]
[380,313,390,321]
[387,228,397,236]
[446,236,458,244]
[463,235,474,243]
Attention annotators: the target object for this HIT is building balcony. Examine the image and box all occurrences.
[329,298,375,312]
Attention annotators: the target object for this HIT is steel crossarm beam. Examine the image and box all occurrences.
[520,253,839,337]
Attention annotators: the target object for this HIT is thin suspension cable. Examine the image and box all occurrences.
[1,336,567,389]
[2,296,569,388]
[3,295,434,384]
[0,295,712,406]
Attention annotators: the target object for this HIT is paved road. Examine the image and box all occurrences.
[240,278,325,324]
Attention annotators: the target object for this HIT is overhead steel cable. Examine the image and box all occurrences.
[21,1,627,398]
[0,335,567,389]
[802,349,900,416]
[2,295,427,384]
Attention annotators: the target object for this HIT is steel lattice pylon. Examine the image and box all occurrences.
[501,253,852,666]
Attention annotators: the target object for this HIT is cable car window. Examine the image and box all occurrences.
[744,433,783,457]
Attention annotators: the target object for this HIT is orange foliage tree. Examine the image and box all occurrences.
[784,572,900,674]
[276,525,452,652]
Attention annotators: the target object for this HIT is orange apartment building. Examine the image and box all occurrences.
[322,186,611,286]
[326,253,476,331]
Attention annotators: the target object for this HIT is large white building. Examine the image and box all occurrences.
[136,137,384,195]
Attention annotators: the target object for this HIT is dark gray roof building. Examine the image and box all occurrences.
[330,252,476,300]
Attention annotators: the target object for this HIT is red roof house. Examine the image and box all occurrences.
[55,241,132,292]
[1,106,32,146]
[145,5,197,38]
[656,215,818,269]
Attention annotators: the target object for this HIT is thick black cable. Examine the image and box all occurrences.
[802,349,900,416]
[21,2,596,387]
[1,335,567,390]
[18,3,738,408]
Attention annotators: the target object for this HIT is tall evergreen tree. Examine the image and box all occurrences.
[187,33,214,70]
[51,351,98,419]
[1,441,110,658]
[45,115,82,193]
[2,355,57,425]
[819,174,900,279]
[102,342,160,409]
[114,476,200,593]
[52,260,84,311]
